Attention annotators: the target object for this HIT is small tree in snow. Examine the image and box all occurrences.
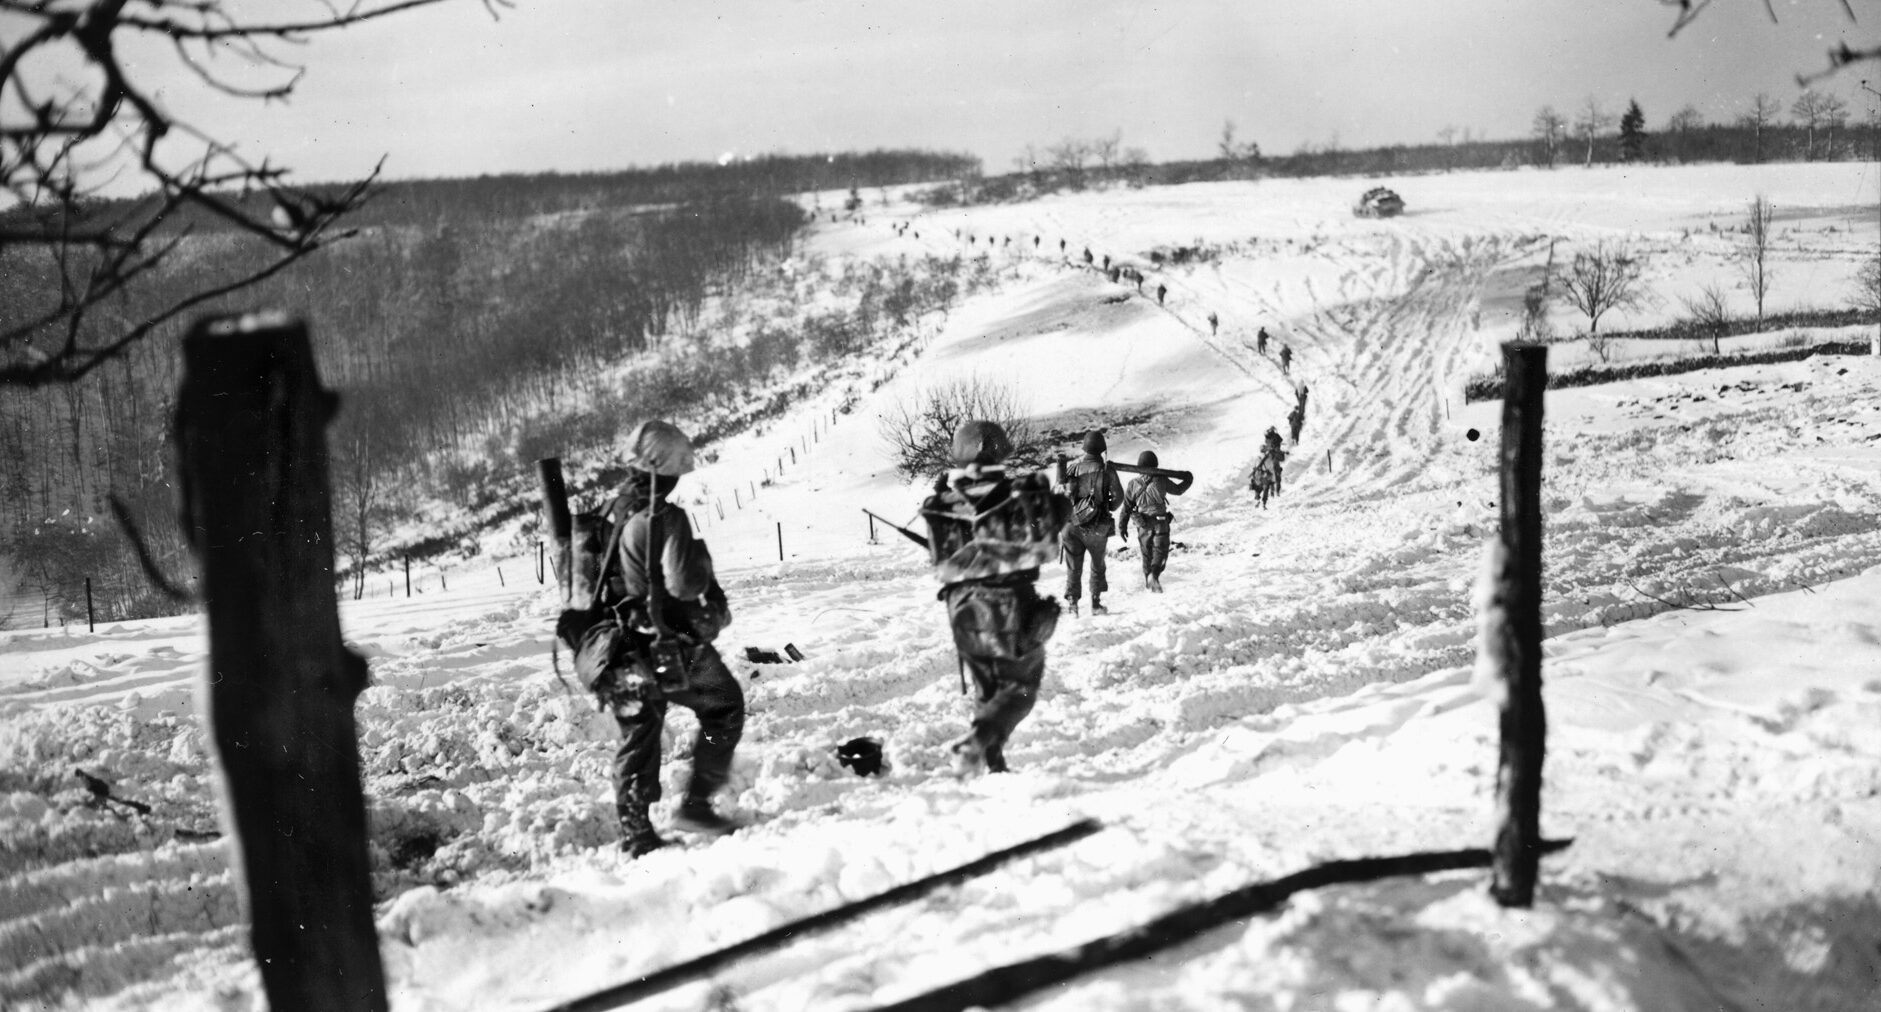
[1680,283,1732,355]
[1557,243,1647,350]
[1742,196,1775,324]
[1852,256,1881,355]
[1532,106,1567,167]
[1574,97,1612,166]
[879,377,1041,482]
[1618,99,1647,162]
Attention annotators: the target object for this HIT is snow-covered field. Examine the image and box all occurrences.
[4,162,1879,1010]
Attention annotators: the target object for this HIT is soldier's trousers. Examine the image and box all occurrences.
[1060,524,1110,601]
[944,580,1059,772]
[1135,515,1172,576]
[612,643,745,811]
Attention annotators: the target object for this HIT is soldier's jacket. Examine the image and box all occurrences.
[922,468,1071,586]
[608,499,730,642]
[1061,454,1124,530]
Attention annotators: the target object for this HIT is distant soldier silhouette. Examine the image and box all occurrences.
[1156,283,1167,306]
[1083,247,1094,266]
[1287,404,1305,444]
[1280,343,1293,376]
[1060,238,1067,253]
[1034,236,1041,249]
[1102,254,1111,271]
[1118,450,1194,593]
[1207,311,1219,336]
[1257,327,1270,356]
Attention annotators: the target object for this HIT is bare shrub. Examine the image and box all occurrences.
[1742,196,1775,323]
[1557,242,1649,358]
[878,377,1040,482]
[1680,283,1732,354]
[1851,257,1881,315]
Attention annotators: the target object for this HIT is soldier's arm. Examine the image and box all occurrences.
[1105,465,1126,511]
[1118,483,1137,531]
[661,511,714,600]
[1164,472,1195,497]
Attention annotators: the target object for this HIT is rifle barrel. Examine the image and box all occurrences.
[1109,463,1194,482]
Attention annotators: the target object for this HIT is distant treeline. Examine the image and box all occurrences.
[923,121,1880,206]
[29,149,982,235]
[1,192,809,623]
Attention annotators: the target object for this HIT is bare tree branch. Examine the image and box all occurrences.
[1,1,501,388]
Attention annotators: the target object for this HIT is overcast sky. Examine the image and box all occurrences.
[110,0,1878,186]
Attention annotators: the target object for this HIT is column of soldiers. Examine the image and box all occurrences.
[554,418,1222,856]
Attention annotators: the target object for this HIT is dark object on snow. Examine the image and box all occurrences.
[1353,186,1405,218]
[538,820,1101,1012]
[75,767,153,815]
[785,643,806,662]
[745,647,786,664]
[836,737,885,777]
[873,838,1572,1012]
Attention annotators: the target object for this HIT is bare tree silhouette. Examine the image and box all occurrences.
[1,0,509,388]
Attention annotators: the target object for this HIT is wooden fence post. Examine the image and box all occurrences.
[84,576,94,632]
[776,522,785,562]
[403,556,411,598]
[1487,342,1548,908]
[172,313,387,1011]
[537,458,572,603]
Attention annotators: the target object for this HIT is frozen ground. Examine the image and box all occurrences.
[3,162,1879,1010]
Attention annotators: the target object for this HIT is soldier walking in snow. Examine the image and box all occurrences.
[1156,283,1167,306]
[1279,343,1293,376]
[557,421,745,856]
[1208,311,1219,336]
[1287,403,1305,444]
[922,421,1069,776]
[1258,426,1288,497]
[1056,430,1125,616]
[1118,450,1194,593]
[1256,326,1270,356]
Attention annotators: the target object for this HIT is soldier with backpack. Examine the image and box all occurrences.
[1279,343,1293,376]
[1118,450,1194,593]
[921,421,1070,776]
[1056,430,1125,616]
[554,420,745,857]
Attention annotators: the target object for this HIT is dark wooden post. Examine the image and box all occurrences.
[536,458,573,604]
[172,313,387,1011]
[776,522,785,561]
[403,556,410,598]
[84,577,94,632]
[1488,342,1548,908]
[536,541,545,584]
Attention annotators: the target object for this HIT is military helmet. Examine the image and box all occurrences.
[1082,429,1107,455]
[625,419,696,476]
[951,419,1014,466]
[1137,450,1159,469]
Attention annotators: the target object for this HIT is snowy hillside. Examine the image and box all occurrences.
[3,162,1879,1011]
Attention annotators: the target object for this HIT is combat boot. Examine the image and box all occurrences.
[1149,575,1163,593]
[671,796,740,836]
[1067,599,1080,617]
[949,735,987,778]
[617,803,668,858]
[1090,595,1107,615]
